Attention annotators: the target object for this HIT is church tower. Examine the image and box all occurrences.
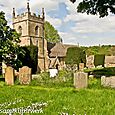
[12,2,49,72]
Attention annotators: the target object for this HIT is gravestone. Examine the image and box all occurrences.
[49,68,58,78]
[101,76,115,88]
[86,55,95,68]
[74,72,88,89]
[19,66,32,84]
[5,66,14,85]
[79,63,84,71]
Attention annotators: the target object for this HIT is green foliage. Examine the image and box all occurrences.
[30,70,73,88]
[65,47,86,66]
[45,21,61,43]
[82,45,113,56]
[70,0,115,18]
[0,11,24,68]
[93,67,115,76]
[94,54,105,67]
[0,81,6,87]
[87,67,115,77]
[88,78,102,89]
[18,45,38,73]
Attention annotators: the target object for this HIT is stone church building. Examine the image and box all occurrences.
[12,2,77,72]
[12,2,49,72]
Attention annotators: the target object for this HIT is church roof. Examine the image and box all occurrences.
[49,43,66,57]
[49,42,78,58]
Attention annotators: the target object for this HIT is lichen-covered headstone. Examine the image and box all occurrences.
[5,66,14,85]
[19,66,32,84]
[74,72,88,89]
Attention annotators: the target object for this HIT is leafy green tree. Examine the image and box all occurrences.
[45,21,61,43]
[70,0,115,17]
[84,45,113,56]
[0,11,23,68]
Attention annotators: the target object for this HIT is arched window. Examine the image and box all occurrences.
[35,26,39,36]
[18,26,22,35]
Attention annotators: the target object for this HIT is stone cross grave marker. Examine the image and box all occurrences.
[74,72,88,89]
[5,66,14,85]
[19,66,32,84]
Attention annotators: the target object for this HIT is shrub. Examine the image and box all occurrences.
[85,67,115,77]
[94,54,105,67]
[30,70,73,87]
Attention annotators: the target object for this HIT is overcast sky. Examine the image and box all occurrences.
[0,0,115,46]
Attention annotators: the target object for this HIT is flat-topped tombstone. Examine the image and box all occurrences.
[101,76,115,88]
[74,72,88,89]
[19,66,32,84]
[79,63,84,71]
[5,66,14,85]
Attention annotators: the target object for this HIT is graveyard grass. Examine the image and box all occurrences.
[0,73,115,115]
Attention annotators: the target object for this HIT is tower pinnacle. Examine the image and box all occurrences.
[42,8,45,20]
[27,0,30,12]
[13,8,15,18]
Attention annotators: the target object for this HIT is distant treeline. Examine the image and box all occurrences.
[81,45,115,56]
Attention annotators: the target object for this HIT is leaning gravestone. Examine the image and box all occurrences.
[74,72,88,89]
[19,66,32,84]
[5,66,14,85]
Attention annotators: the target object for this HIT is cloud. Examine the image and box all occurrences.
[46,15,62,28]
[0,0,115,46]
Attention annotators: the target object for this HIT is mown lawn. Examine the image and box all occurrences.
[0,78,115,115]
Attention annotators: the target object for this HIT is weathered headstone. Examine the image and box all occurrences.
[101,76,115,88]
[79,63,84,71]
[19,66,32,84]
[105,56,115,67]
[86,55,95,69]
[5,66,14,85]
[74,72,88,89]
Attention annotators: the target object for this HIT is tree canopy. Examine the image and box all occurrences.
[70,0,115,17]
[45,21,61,43]
[0,11,23,68]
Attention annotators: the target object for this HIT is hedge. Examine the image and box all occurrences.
[65,47,86,66]
[94,54,105,67]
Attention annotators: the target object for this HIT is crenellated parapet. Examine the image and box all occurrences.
[12,1,45,24]
[13,12,44,24]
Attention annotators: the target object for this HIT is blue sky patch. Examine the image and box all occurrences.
[48,2,68,20]
[58,20,76,32]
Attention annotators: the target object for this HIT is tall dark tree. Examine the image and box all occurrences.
[0,11,23,68]
[45,21,61,43]
[70,0,115,17]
